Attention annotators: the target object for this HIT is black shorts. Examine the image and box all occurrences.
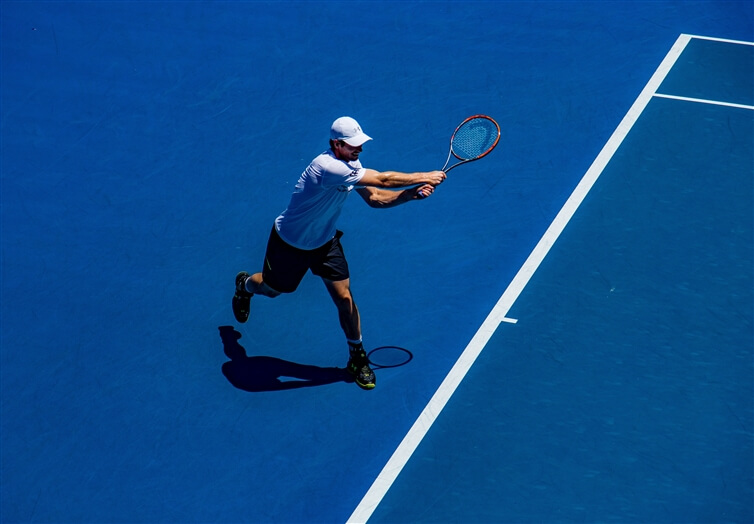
[261,226,350,293]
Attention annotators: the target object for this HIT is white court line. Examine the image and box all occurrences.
[683,34,754,46]
[346,33,698,524]
[653,93,754,110]
[655,34,754,110]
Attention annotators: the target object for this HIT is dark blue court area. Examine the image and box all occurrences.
[2,2,752,523]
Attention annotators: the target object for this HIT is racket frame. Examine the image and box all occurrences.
[441,114,500,172]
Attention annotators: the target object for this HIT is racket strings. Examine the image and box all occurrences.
[451,118,499,160]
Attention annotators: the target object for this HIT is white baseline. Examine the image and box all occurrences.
[653,93,754,110]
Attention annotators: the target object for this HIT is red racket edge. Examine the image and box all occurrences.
[449,114,501,163]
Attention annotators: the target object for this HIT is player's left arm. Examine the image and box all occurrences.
[355,184,436,208]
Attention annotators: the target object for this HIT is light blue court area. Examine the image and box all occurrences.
[657,37,754,106]
[366,37,753,524]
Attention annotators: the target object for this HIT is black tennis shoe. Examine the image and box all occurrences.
[347,343,376,390]
[232,271,253,323]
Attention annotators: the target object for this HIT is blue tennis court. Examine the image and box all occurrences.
[2,2,752,524]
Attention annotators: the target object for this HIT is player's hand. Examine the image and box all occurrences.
[415,184,436,199]
[426,170,446,186]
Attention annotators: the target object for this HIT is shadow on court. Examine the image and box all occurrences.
[218,326,352,392]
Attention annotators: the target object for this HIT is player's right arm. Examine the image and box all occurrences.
[358,169,446,189]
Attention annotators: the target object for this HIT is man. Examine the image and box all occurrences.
[232,116,446,390]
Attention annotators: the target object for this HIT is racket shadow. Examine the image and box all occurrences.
[218,326,352,392]
[367,346,413,370]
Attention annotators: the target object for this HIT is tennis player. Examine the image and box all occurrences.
[232,116,446,390]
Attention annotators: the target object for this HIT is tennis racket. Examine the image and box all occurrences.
[440,115,500,172]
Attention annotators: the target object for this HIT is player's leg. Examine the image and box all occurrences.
[322,278,361,342]
[323,278,375,390]
[245,272,281,298]
[232,226,306,323]
[232,270,282,322]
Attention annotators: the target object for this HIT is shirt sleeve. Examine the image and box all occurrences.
[321,158,365,189]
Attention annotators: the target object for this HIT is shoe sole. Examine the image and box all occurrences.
[233,272,251,323]
[232,295,250,323]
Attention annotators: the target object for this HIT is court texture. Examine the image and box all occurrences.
[1,2,752,523]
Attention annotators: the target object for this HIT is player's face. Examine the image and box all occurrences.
[333,140,362,161]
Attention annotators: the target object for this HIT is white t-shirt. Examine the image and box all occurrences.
[274,150,365,249]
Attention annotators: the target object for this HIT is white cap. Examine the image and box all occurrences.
[330,116,372,147]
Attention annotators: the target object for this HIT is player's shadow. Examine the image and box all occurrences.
[218,326,352,392]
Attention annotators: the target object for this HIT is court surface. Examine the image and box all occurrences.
[2,2,752,523]
[360,34,754,524]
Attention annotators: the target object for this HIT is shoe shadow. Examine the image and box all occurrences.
[218,326,353,392]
